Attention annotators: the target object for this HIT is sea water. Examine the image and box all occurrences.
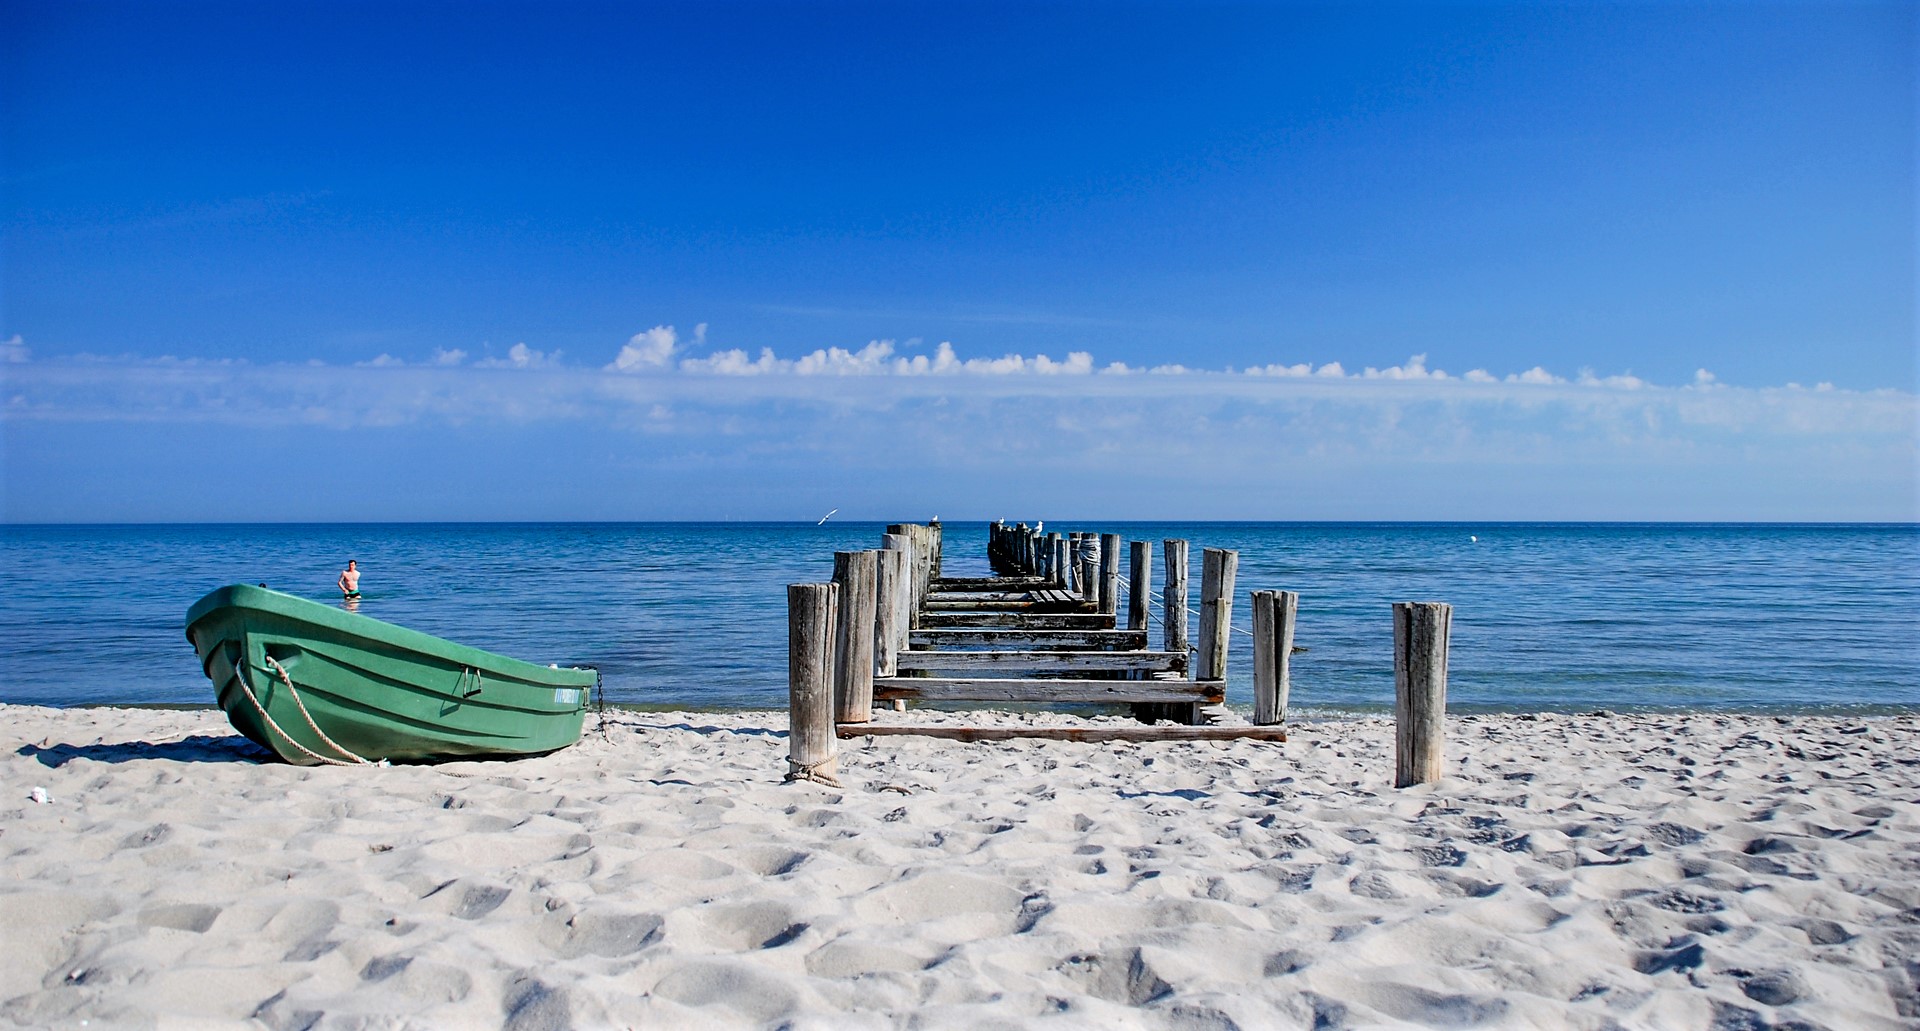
[1,522,1915,714]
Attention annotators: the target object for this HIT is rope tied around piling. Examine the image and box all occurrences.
[784,757,843,787]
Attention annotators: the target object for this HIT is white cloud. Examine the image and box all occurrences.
[5,328,1913,521]
[1361,354,1449,380]
[795,340,898,375]
[1246,362,1314,377]
[476,342,559,369]
[609,325,682,371]
[680,347,786,375]
[676,339,1100,377]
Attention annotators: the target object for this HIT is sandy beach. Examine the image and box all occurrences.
[2,704,1916,1029]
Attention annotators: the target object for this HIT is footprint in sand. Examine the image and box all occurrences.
[538,909,663,958]
[136,902,221,934]
[666,900,805,952]
[648,959,802,1022]
[420,879,512,920]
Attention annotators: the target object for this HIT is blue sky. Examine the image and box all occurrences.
[2,1,1914,521]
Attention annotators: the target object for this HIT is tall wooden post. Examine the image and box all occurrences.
[1139,539,1196,725]
[1197,547,1239,683]
[1050,535,1067,588]
[928,518,943,577]
[1127,540,1152,632]
[916,525,933,621]
[882,533,912,656]
[1252,590,1298,725]
[1162,540,1190,657]
[874,548,906,678]
[786,583,840,785]
[832,551,878,723]
[1099,533,1122,616]
[1078,536,1098,602]
[1394,602,1452,787]
[889,523,932,629]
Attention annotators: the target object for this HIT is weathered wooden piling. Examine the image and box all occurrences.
[1132,539,1194,724]
[1197,547,1239,682]
[882,533,914,655]
[1078,536,1099,602]
[1252,590,1298,725]
[1050,535,1067,588]
[928,518,943,577]
[887,523,934,628]
[832,551,879,723]
[1394,601,1452,787]
[1099,533,1122,616]
[1162,539,1190,656]
[874,547,907,678]
[1127,540,1152,632]
[786,582,840,785]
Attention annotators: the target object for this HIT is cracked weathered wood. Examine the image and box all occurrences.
[1128,540,1152,633]
[786,582,839,783]
[832,551,879,723]
[1252,589,1298,725]
[1099,533,1122,616]
[1394,600,1452,788]
[874,547,906,678]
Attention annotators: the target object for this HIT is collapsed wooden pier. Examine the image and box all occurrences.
[787,519,1458,789]
[785,520,1292,782]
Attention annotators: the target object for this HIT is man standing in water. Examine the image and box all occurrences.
[338,560,362,600]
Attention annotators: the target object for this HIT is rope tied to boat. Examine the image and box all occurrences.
[229,655,387,767]
[784,757,842,788]
[262,656,384,765]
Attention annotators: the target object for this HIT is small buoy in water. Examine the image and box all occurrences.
[1470,535,1478,543]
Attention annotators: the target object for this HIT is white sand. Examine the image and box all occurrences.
[2,704,1915,1029]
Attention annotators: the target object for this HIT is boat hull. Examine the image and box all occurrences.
[186,585,594,765]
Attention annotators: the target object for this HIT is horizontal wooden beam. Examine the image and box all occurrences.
[933,576,1047,589]
[837,724,1287,743]
[927,591,1039,603]
[918,613,1117,629]
[897,649,1187,673]
[909,629,1149,651]
[872,678,1224,704]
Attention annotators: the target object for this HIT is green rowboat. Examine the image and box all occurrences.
[186,584,595,766]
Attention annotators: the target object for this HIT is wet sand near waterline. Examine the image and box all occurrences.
[2,704,1916,1028]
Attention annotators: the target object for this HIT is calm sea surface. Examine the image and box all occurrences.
[1,522,1915,715]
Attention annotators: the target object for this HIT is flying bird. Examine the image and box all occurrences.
[818,509,838,525]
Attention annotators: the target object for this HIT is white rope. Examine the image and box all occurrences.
[231,658,382,767]
[263,656,382,764]
[784,757,842,787]
[1125,586,1253,637]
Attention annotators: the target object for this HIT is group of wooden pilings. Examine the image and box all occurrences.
[790,519,1453,790]
[985,521,1264,725]
[786,521,943,786]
